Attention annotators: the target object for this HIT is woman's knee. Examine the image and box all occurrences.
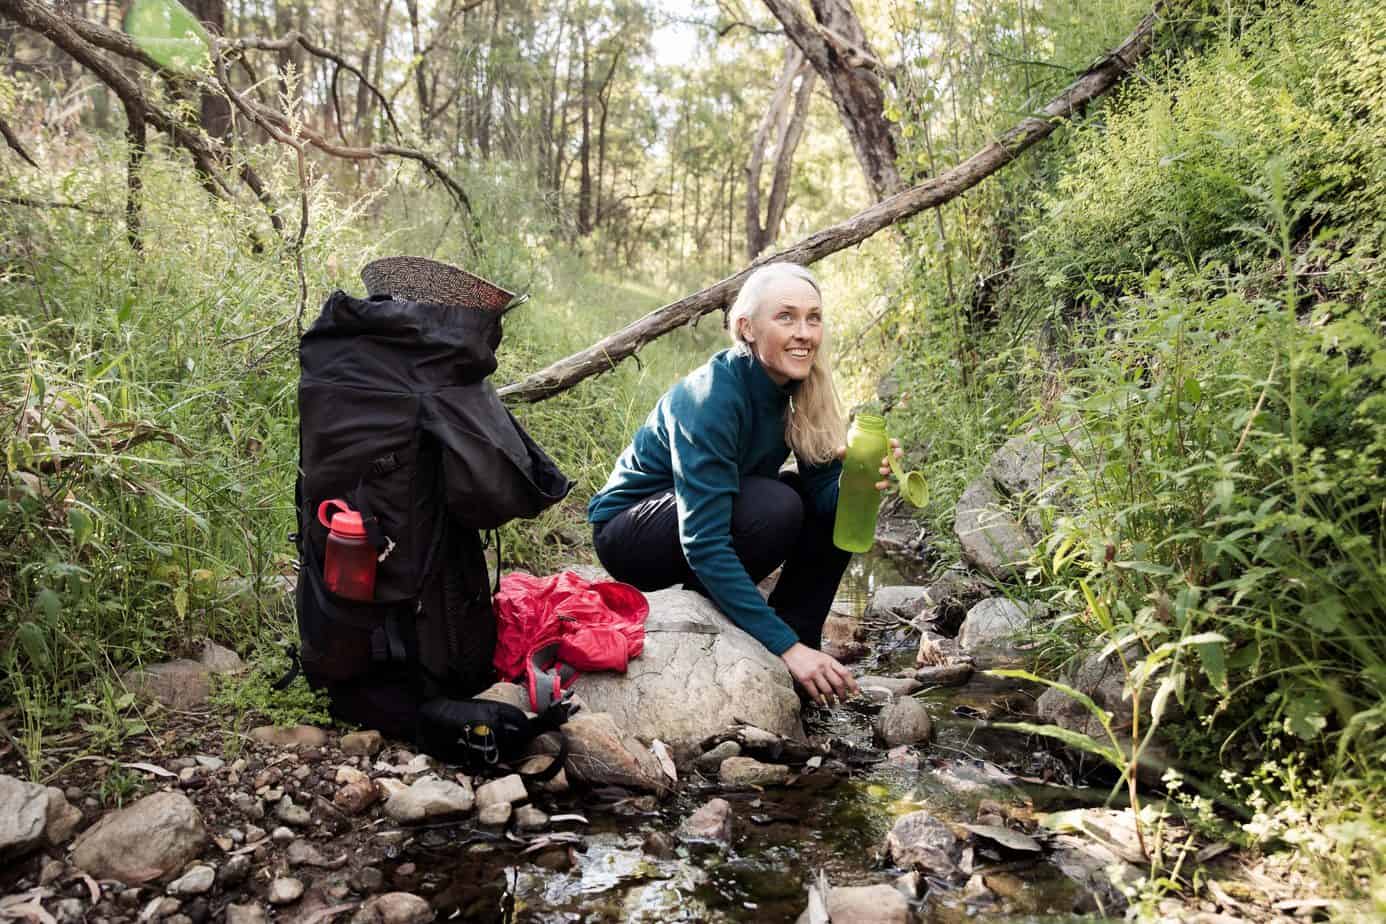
[732,476,804,558]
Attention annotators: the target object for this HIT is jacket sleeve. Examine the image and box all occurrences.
[665,384,801,656]
[798,456,842,519]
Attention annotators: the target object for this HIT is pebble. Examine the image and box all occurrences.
[249,725,329,749]
[224,904,267,924]
[270,826,295,844]
[244,825,267,843]
[474,774,527,810]
[195,756,224,772]
[384,777,475,823]
[341,731,384,757]
[217,855,252,887]
[361,892,432,924]
[54,899,85,924]
[530,845,574,872]
[40,860,66,885]
[335,780,381,816]
[275,796,311,827]
[513,805,548,832]
[268,877,304,905]
[336,766,369,785]
[287,839,347,869]
[350,867,385,894]
[230,792,264,820]
[167,865,215,896]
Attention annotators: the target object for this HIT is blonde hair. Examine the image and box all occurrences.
[728,263,846,464]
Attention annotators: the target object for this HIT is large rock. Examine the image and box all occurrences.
[954,476,1033,581]
[71,791,206,883]
[572,589,801,754]
[0,775,50,861]
[1036,643,1181,784]
[561,712,671,795]
[989,434,1066,497]
[120,660,212,710]
[914,566,991,636]
[866,586,930,622]
[821,611,868,663]
[957,598,1040,663]
[795,884,909,924]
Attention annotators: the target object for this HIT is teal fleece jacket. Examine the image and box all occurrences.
[587,345,841,654]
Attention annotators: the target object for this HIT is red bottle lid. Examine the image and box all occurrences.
[317,499,366,538]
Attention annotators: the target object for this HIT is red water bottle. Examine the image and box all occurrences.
[317,499,376,601]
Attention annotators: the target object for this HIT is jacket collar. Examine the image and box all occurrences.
[731,344,796,409]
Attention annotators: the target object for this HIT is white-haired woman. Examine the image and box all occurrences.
[587,263,897,705]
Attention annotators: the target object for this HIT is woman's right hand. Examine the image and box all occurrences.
[780,643,859,705]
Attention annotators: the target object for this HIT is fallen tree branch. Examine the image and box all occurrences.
[499,1,1171,403]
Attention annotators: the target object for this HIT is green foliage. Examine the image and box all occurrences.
[208,645,335,730]
[883,0,1386,901]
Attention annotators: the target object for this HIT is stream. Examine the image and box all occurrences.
[396,554,1124,922]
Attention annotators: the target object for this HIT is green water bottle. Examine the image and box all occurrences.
[833,413,889,553]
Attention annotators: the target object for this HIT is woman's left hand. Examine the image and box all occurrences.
[877,438,902,492]
[834,438,903,492]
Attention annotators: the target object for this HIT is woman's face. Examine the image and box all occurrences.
[740,276,823,385]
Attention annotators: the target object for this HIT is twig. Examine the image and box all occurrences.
[0,116,38,166]
[1234,354,1279,454]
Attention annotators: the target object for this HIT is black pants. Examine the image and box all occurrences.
[591,474,850,650]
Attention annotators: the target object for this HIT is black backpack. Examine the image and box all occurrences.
[293,291,573,745]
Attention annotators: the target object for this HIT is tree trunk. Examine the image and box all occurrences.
[761,0,901,200]
[498,3,1167,402]
[745,45,815,260]
[577,24,592,235]
[187,0,230,141]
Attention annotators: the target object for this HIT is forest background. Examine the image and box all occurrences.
[1,0,1383,913]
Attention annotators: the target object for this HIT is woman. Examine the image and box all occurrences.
[587,262,897,705]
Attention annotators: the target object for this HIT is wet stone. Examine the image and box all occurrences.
[719,757,791,788]
[875,697,934,747]
[695,741,741,776]
[678,798,733,846]
[795,884,909,924]
[887,811,960,872]
[530,846,574,872]
[914,663,974,687]
[641,830,676,859]
[858,676,923,699]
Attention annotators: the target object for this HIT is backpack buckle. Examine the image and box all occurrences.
[462,723,500,765]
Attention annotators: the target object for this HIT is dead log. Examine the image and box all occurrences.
[498,2,1171,404]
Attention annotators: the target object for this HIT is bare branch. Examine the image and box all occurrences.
[223,32,403,142]
[499,1,1172,403]
[1,117,38,167]
[0,195,109,214]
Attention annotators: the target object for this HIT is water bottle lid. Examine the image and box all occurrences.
[317,499,366,538]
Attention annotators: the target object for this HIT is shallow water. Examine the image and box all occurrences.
[406,554,1122,922]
